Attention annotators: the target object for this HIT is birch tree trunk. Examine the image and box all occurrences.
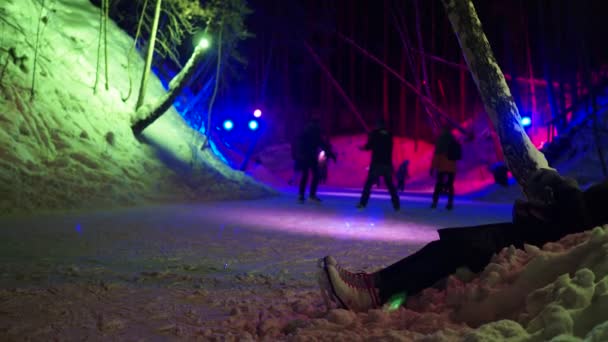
[131,41,209,136]
[441,0,550,192]
[135,0,162,110]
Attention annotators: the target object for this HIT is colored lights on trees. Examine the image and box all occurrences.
[222,119,234,131]
[248,119,259,131]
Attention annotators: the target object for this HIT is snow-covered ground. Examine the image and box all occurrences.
[3,0,608,340]
[2,192,608,341]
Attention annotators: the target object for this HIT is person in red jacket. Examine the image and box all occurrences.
[430,126,462,210]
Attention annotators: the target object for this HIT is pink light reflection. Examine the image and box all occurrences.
[198,205,438,243]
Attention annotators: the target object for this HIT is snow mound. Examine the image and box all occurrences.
[197,226,608,340]
[0,0,274,213]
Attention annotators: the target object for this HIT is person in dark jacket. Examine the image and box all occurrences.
[296,117,336,203]
[430,125,462,210]
[356,119,400,211]
[318,170,608,312]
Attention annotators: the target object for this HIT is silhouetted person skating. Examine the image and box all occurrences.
[295,117,335,203]
[356,119,400,211]
[430,125,462,210]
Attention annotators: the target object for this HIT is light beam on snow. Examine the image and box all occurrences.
[189,201,440,243]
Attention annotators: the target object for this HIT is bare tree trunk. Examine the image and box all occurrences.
[131,39,209,135]
[93,0,103,94]
[30,0,46,100]
[441,0,550,192]
[390,3,438,133]
[103,0,110,90]
[413,0,433,105]
[135,0,162,110]
[459,58,466,122]
[121,0,149,102]
[382,0,389,125]
[203,21,223,147]
[537,0,559,126]
[399,56,407,136]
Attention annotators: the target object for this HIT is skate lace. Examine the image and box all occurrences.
[336,267,371,290]
[335,265,381,307]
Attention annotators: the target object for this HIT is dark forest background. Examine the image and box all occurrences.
[223,0,608,145]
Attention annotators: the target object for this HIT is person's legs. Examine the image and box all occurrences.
[309,161,321,200]
[374,240,467,302]
[432,172,446,208]
[299,164,310,201]
[289,163,301,185]
[321,222,517,311]
[358,168,377,207]
[382,167,400,210]
[397,176,405,192]
[446,172,455,210]
[376,222,515,301]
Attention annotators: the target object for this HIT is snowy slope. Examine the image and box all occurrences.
[0,0,274,214]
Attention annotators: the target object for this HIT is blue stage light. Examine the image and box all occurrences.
[248,119,259,131]
[223,119,234,131]
[521,116,532,127]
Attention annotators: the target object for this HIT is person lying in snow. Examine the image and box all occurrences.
[318,169,608,312]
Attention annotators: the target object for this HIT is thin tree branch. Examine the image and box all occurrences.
[336,32,472,137]
[304,42,369,132]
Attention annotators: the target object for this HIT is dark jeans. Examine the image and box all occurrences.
[299,160,320,198]
[374,220,587,303]
[397,175,406,192]
[432,172,455,206]
[359,164,400,209]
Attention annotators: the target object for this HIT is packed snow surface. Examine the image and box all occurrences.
[1,193,608,340]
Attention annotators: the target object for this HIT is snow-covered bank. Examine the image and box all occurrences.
[0,0,274,214]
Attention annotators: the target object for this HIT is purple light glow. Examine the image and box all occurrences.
[190,202,438,243]
[253,109,262,118]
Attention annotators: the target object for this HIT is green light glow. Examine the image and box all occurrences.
[386,292,407,312]
[198,37,210,49]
